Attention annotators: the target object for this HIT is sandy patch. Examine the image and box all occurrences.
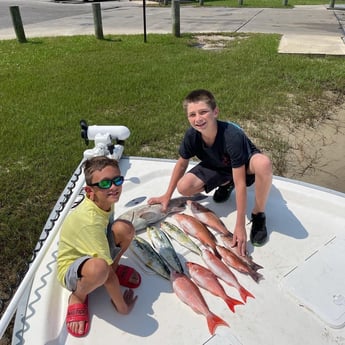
[284,102,345,193]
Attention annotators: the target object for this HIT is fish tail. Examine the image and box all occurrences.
[239,285,255,303]
[206,312,229,335]
[224,296,244,313]
[248,269,264,283]
[250,261,264,271]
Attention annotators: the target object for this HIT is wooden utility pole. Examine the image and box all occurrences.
[172,0,180,37]
[92,3,104,40]
[9,6,27,43]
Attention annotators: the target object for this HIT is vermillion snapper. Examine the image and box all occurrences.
[202,249,254,303]
[187,200,233,236]
[186,262,243,313]
[172,213,217,252]
[170,271,229,335]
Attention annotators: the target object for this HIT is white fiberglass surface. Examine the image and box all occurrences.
[13,157,345,345]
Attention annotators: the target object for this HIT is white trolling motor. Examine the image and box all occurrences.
[80,120,130,161]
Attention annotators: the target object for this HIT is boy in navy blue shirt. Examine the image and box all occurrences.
[148,89,272,256]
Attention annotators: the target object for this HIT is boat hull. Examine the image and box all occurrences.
[11,156,345,345]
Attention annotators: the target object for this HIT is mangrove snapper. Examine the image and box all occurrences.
[220,234,263,271]
[216,245,263,283]
[170,271,229,335]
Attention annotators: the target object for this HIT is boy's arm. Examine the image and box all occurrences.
[148,157,189,212]
[231,165,248,256]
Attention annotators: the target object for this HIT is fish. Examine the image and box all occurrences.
[220,234,263,272]
[201,249,255,303]
[118,194,207,231]
[187,200,233,236]
[147,225,184,273]
[160,221,202,256]
[172,213,217,252]
[186,262,243,313]
[129,236,171,280]
[216,245,263,283]
[170,271,229,335]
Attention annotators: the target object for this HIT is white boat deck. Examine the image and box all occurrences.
[11,156,345,345]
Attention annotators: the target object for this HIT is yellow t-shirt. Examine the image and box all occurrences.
[57,196,114,287]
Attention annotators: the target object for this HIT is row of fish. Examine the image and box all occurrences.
[174,202,263,283]
[128,200,264,335]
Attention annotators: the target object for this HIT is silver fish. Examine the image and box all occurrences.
[129,236,170,280]
[160,221,202,256]
[147,226,184,273]
[117,194,207,232]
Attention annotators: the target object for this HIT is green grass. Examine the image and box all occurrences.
[0,30,344,331]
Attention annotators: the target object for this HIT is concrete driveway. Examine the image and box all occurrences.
[1,0,345,55]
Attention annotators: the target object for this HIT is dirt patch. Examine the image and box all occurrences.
[194,34,249,50]
[283,100,345,193]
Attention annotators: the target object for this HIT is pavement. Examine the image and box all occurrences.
[1,0,345,55]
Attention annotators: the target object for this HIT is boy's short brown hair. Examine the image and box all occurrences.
[83,156,120,186]
[182,89,217,112]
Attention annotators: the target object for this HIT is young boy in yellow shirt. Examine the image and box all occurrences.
[57,156,140,337]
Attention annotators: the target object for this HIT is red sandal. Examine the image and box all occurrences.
[65,296,89,337]
[116,264,141,288]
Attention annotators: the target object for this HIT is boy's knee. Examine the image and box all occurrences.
[112,219,135,241]
[88,258,110,283]
[253,154,272,176]
[176,183,188,196]
[177,179,194,196]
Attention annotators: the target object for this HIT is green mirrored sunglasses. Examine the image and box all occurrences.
[90,176,124,189]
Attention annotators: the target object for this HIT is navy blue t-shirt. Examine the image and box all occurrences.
[179,121,259,172]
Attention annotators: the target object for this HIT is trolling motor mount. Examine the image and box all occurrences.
[79,120,130,161]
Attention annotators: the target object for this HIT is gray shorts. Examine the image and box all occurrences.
[64,256,91,292]
[64,221,122,292]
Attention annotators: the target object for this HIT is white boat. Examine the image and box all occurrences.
[1,123,345,345]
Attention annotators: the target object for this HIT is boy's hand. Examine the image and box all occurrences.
[147,195,170,213]
[231,227,247,256]
[123,289,138,313]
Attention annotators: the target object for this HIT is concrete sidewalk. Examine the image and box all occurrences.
[0,1,345,55]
